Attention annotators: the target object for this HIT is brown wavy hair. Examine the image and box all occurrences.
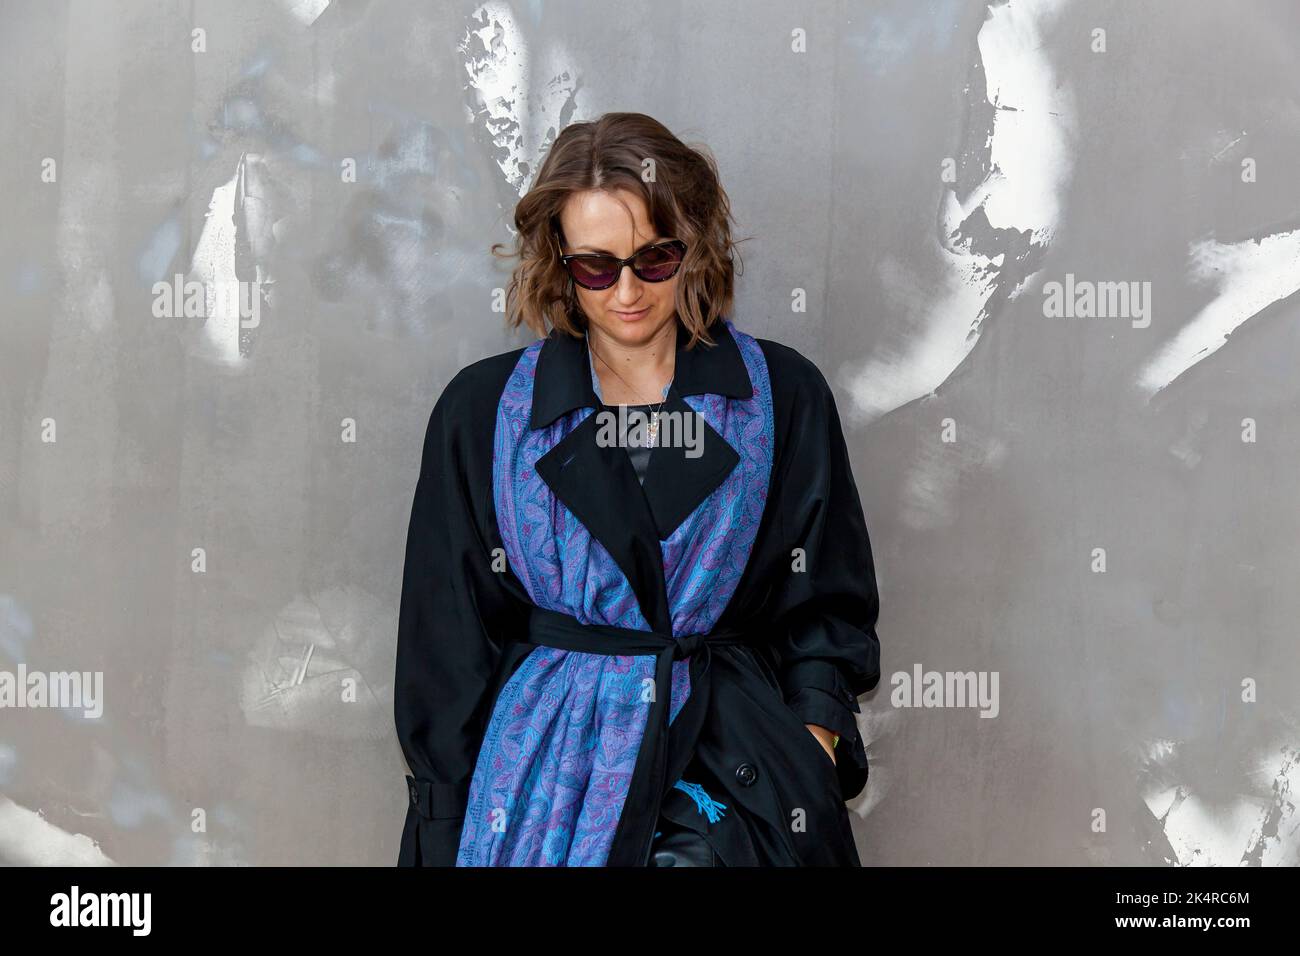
[492,112,744,349]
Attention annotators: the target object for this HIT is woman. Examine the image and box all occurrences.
[394,112,881,867]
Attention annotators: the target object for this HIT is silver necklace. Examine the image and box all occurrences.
[588,340,672,445]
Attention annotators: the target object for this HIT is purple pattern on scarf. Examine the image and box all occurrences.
[456,322,773,866]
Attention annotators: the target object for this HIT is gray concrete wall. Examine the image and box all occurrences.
[1,0,1296,865]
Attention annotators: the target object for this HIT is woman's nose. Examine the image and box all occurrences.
[613,264,644,301]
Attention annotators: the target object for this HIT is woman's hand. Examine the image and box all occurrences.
[805,723,837,765]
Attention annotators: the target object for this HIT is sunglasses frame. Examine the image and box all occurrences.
[559,238,688,291]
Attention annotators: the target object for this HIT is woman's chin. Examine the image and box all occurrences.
[590,312,675,347]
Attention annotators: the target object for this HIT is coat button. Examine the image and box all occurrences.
[735,762,758,786]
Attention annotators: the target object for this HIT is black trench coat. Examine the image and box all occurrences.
[394,319,882,866]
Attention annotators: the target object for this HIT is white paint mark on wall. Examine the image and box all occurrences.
[1139,735,1300,866]
[460,1,581,196]
[849,247,1000,426]
[975,0,1074,240]
[848,706,903,822]
[190,166,242,366]
[187,156,266,369]
[239,585,390,737]
[1136,230,1300,398]
[846,0,1075,427]
[280,0,330,26]
[1210,129,1246,164]
[1242,743,1299,866]
[0,795,115,866]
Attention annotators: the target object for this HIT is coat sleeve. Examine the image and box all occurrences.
[393,364,528,866]
[766,355,882,802]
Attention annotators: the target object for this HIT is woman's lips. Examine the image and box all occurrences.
[613,307,650,322]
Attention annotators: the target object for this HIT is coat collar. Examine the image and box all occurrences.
[529,318,753,429]
[527,317,754,630]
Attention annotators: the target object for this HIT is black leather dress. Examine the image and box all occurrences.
[649,820,722,866]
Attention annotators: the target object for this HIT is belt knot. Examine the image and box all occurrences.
[673,632,706,659]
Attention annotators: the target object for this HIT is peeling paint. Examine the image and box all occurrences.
[847,0,1076,425]
[459,1,582,195]
[1138,733,1300,866]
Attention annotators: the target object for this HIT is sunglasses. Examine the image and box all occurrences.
[559,238,687,291]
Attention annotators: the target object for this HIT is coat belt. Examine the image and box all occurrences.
[520,605,750,866]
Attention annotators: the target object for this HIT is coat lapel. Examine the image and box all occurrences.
[530,319,754,633]
[534,410,673,632]
[639,390,740,538]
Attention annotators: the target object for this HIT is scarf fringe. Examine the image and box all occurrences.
[672,778,728,823]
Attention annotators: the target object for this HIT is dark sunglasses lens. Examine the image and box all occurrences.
[568,257,620,288]
[634,243,684,281]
